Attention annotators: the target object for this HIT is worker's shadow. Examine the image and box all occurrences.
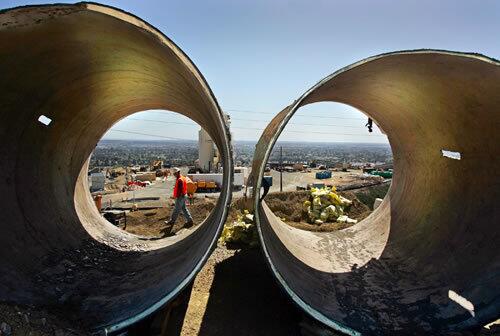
[139,223,175,241]
[196,248,302,336]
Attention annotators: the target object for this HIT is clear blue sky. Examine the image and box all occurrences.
[3,1,499,142]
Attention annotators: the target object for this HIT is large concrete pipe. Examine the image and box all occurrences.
[251,51,499,335]
[0,3,232,333]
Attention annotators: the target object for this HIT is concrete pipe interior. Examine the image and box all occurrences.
[252,51,499,335]
[0,3,232,333]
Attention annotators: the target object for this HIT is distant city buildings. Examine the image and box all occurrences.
[90,140,199,168]
[89,140,393,171]
[268,142,393,168]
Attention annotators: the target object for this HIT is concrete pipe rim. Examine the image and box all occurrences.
[80,4,233,332]
[252,49,500,335]
[1,2,233,333]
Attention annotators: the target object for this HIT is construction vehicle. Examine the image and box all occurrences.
[370,170,393,179]
[193,180,218,192]
[206,181,217,191]
[188,171,245,191]
[315,171,332,179]
[151,160,163,171]
[186,177,197,195]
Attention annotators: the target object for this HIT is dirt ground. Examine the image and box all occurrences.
[264,190,372,232]
[267,169,384,193]
[124,198,217,237]
[351,182,390,210]
[176,244,303,336]
[1,188,498,336]
[103,174,128,194]
[0,303,86,336]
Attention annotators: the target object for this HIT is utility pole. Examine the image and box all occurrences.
[280,146,283,192]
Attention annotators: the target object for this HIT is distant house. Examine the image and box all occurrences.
[363,163,393,173]
[293,163,305,171]
[90,173,105,192]
[109,167,126,177]
[88,167,100,175]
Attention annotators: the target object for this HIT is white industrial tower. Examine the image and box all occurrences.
[198,114,230,173]
[198,128,216,172]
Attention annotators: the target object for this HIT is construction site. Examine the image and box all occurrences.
[0,2,499,336]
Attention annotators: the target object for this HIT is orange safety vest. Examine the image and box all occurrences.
[173,175,188,198]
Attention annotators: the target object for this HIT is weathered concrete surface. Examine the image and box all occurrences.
[252,51,499,335]
[0,3,232,333]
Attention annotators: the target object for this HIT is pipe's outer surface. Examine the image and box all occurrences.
[0,3,233,333]
[251,51,499,335]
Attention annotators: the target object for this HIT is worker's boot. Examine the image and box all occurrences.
[185,219,194,228]
[161,220,174,237]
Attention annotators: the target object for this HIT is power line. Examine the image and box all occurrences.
[141,108,367,120]
[230,117,368,129]
[230,126,385,137]
[225,108,366,120]
[118,117,386,137]
[128,118,195,126]
[109,126,384,139]
[129,116,381,132]
[107,129,193,141]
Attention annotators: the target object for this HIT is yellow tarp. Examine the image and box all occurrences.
[304,187,357,225]
[219,210,259,246]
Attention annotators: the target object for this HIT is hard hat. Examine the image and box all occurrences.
[172,167,181,174]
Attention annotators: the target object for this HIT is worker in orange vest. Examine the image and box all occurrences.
[165,167,193,228]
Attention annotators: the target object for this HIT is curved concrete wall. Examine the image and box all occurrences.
[0,3,232,333]
[252,51,499,335]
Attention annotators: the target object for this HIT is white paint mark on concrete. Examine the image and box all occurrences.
[442,150,461,160]
[484,318,500,330]
[373,198,383,210]
[449,289,475,317]
[38,115,52,125]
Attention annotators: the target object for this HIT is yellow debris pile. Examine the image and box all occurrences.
[303,187,358,225]
[219,210,259,246]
